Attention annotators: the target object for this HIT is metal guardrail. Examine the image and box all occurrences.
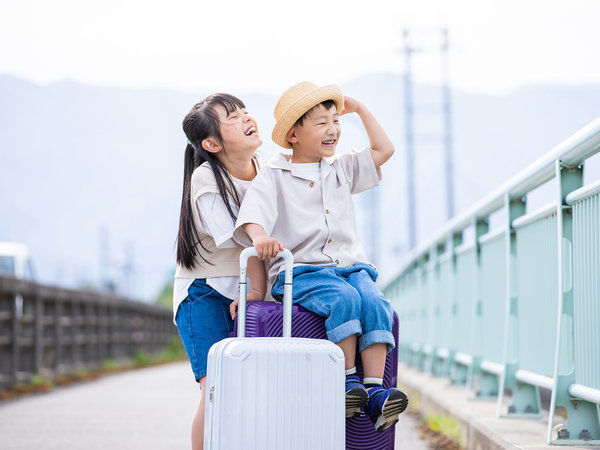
[0,275,177,389]
[383,117,600,445]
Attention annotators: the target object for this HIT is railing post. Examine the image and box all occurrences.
[10,289,19,386]
[547,161,599,444]
[464,218,489,392]
[71,300,80,371]
[54,299,63,374]
[498,194,537,416]
[33,296,43,376]
[410,256,428,368]
[437,232,462,380]
[423,244,444,374]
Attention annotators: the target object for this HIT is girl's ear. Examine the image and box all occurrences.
[286,127,298,145]
[202,138,221,153]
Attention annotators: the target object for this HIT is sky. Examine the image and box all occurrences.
[1,0,600,96]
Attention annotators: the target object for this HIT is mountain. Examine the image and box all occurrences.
[1,74,599,300]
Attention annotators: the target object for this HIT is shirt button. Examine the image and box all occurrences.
[325,209,330,214]
[328,238,332,243]
[309,182,314,188]
[335,259,339,264]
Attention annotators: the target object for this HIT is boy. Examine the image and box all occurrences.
[233,81,408,431]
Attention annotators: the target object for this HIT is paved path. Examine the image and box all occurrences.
[1,361,428,449]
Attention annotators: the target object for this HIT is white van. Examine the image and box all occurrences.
[0,241,34,280]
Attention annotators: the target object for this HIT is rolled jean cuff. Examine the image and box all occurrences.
[327,319,362,344]
[359,330,396,353]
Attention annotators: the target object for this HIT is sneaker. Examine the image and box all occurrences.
[345,375,368,417]
[366,387,408,432]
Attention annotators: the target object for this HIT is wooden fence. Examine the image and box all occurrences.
[0,274,177,388]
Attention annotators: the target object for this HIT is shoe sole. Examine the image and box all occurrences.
[346,386,369,418]
[374,390,408,432]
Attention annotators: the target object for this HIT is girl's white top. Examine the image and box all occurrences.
[173,177,252,320]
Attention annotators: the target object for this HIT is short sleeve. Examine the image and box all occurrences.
[233,168,279,246]
[197,193,238,249]
[338,147,381,195]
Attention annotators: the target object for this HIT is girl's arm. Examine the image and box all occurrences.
[342,96,395,169]
[230,256,266,319]
[246,256,266,302]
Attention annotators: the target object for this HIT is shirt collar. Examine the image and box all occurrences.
[268,152,335,181]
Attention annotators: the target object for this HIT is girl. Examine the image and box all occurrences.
[174,94,271,450]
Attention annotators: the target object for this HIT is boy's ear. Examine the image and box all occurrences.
[286,127,299,145]
[202,138,221,153]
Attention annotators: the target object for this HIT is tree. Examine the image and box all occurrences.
[155,269,174,308]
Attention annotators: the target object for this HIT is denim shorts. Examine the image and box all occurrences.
[271,263,395,353]
[175,279,234,381]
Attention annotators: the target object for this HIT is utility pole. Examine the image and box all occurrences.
[402,27,456,249]
[403,28,417,250]
[367,186,380,267]
[441,28,455,220]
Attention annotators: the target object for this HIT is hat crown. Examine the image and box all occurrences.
[274,81,320,121]
[271,81,344,149]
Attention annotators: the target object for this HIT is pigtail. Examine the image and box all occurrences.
[206,159,242,222]
[175,93,247,270]
[176,143,206,269]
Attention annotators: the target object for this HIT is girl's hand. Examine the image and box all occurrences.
[341,96,364,116]
[230,298,239,320]
[230,290,263,320]
[252,235,284,260]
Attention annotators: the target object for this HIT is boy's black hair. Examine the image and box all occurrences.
[176,94,246,270]
[294,100,337,127]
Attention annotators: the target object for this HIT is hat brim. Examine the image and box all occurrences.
[271,85,344,149]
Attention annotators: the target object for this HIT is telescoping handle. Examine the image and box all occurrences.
[238,247,293,338]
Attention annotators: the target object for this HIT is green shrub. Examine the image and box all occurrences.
[133,350,151,367]
[425,413,463,446]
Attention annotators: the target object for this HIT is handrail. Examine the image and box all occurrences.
[385,116,600,445]
[388,116,600,280]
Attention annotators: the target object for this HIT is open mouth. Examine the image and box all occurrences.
[245,126,257,136]
[322,139,336,145]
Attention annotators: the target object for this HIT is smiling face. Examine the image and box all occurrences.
[215,105,262,158]
[286,103,341,163]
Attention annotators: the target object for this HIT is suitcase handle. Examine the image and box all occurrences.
[239,247,293,338]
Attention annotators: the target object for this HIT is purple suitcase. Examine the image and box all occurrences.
[232,301,399,450]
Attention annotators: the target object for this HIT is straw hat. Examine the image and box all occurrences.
[271,81,344,149]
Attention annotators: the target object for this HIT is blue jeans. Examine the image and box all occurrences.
[271,263,395,353]
[175,279,234,380]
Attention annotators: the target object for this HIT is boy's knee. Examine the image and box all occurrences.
[363,296,393,316]
[338,286,362,315]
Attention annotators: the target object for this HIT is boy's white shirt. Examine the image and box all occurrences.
[233,147,381,298]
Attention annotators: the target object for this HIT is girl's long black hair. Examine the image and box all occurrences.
[176,94,246,270]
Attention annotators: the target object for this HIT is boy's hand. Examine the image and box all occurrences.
[341,96,364,116]
[252,235,284,260]
[341,95,395,168]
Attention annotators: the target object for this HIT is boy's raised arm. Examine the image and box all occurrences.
[342,96,395,169]
[243,223,284,260]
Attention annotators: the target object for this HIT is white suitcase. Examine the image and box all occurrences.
[204,248,345,450]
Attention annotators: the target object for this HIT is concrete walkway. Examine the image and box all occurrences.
[1,361,428,449]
